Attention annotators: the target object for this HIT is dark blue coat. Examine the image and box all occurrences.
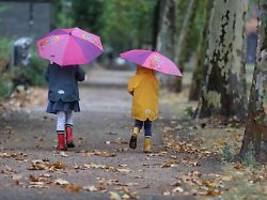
[45,63,85,102]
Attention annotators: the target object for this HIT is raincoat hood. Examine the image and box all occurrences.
[136,65,154,75]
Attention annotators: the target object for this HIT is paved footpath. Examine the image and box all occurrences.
[0,67,203,200]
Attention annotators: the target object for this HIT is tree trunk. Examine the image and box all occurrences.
[152,0,160,50]
[170,0,198,92]
[155,0,177,85]
[239,0,267,159]
[195,0,247,120]
[189,0,213,101]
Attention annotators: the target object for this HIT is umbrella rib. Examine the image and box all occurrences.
[59,36,70,66]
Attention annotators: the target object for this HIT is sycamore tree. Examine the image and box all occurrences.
[239,0,267,160]
[195,0,247,120]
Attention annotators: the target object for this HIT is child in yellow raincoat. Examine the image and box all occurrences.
[128,65,159,153]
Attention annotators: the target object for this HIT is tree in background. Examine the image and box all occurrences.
[72,0,104,34]
[239,0,267,160]
[154,0,206,91]
[195,0,247,120]
[51,0,73,28]
[101,0,155,53]
[51,0,155,53]
[189,0,213,101]
[154,0,177,85]
[171,0,198,92]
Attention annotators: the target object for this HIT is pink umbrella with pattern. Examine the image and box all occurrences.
[37,27,104,66]
[120,49,182,76]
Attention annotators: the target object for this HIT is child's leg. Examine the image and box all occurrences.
[144,120,152,153]
[65,111,75,148]
[56,111,66,132]
[56,111,67,150]
[134,120,143,131]
[65,111,74,126]
[144,120,152,138]
[129,120,144,149]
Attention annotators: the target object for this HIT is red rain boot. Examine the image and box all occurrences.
[56,132,67,151]
[65,125,75,148]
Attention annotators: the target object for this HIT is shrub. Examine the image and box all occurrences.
[12,52,47,87]
[0,74,14,100]
[0,38,11,61]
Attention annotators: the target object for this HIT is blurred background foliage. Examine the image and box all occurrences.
[0,0,258,101]
[51,0,207,56]
[54,0,157,53]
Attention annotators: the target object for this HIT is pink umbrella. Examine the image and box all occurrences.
[120,49,182,76]
[37,27,104,66]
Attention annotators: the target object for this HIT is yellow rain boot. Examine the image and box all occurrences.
[144,137,153,153]
[129,127,140,149]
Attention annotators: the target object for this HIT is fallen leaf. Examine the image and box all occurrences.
[109,191,121,200]
[234,162,246,171]
[82,150,116,157]
[28,184,49,189]
[29,181,46,186]
[0,152,27,161]
[65,184,82,192]
[205,189,222,196]
[160,159,178,168]
[163,191,171,196]
[181,157,200,167]
[59,152,68,157]
[28,160,66,171]
[121,194,130,199]
[108,138,128,145]
[172,186,184,193]
[163,126,173,133]
[28,160,48,170]
[121,187,139,199]
[118,164,127,168]
[84,163,114,170]
[40,173,52,178]
[220,175,233,181]
[29,175,40,182]
[116,168,131,174]
[83,185,98,192]
[12,174,22,181]
[55,178,69,185]
[170,180,182,186]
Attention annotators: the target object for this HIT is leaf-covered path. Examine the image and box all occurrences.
[1,67,264,200]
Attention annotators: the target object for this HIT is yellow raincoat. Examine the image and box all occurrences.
[128,66,159,121]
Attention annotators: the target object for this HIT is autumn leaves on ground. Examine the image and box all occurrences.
[0,67,266,200]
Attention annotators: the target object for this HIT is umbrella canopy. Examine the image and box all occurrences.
[37,27,104,66]
[120,49,182,76]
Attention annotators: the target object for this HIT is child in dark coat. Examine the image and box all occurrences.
[45,62,85,150]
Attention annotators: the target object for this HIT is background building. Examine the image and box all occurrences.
[0,0,52,39]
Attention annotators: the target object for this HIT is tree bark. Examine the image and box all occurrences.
[195,0,247,120]
[239,0,267,159]
[152,0,160,50]
[189,0,213,101]
[155,0,177,85]
[155,0,176,58]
